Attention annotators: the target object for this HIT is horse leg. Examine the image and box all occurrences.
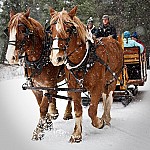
[63,93,73,120]
[32,90,43,106]
[69,92,82,143]
[32,91,53,141]
[88,90,105,129]
[48,97,59,120]
[102,91,113,126]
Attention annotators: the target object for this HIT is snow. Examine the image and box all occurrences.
[0,66,150,150]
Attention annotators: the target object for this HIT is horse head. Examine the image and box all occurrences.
[49,6,87,67]
[5,8,44,65]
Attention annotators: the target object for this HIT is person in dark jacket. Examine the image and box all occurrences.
[95,15,117,39]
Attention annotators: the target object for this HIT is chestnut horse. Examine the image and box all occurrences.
[49,6,123,143]
[5,9,73,140]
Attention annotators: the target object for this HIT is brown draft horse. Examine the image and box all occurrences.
[5,9,73,140]
[49,6,123,143]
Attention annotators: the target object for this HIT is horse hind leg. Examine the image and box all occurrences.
[48,97,59,120]
[63,100,73,120]
[102,91,113,126]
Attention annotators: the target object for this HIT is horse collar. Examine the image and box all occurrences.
[66,40,96,87]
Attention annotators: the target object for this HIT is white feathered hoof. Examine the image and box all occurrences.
[31,127,45,141]
[42,114,53,131]
[31,115,53,140]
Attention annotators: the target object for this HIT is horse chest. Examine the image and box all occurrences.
[33,79,50,87]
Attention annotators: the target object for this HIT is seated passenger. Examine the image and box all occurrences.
[123,31,144,53]
[131,32,146,53]
[86,17,97,35]
[86,17,97,43]
[95,15,117,39]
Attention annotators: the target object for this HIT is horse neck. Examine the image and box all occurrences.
[26,28,44,62]
[67,36,86,64]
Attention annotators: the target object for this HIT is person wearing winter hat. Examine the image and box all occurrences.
[123,31,144,53]
[86,17,97,43]
[86,17,97,35]
[131,32,138,39]
[131,32,145,50]
[95,14,117,39]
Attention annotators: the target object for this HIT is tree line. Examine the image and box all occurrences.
[0,0,149,63]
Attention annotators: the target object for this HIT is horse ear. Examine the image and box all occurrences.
[50,7,57,17]
[68,6,78,18]
[25,8,30,18]
[10,9,15,18]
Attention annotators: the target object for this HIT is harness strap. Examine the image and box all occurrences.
[8,40,16,46]
[96,55,118,80]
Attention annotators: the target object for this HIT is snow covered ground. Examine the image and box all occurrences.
[0,66,150,150]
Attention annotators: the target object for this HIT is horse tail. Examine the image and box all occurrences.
[117,34,124,50]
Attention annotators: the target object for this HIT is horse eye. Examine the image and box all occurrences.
[66,28,71,33]
[21,29,26,34]
[71,26,77,32]
[4,27,9,37]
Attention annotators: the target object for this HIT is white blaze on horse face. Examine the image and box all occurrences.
[50,19,65,66]
[6,27,17,64]
[50,35,64,66]
[50,35,59,65]
[56,19,62,32]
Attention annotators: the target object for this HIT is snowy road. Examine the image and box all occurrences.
[0,71,150,150]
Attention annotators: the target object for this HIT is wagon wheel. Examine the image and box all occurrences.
[82,97,90,107]
[120,89,133,107]
[132,86,138,96]
[120,96,132,107]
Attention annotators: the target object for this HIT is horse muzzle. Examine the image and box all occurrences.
[50,54,65,66]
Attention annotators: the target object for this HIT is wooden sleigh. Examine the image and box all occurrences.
[114,46,147,106]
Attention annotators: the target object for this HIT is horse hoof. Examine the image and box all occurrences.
[99,120,105,129]
[43,115,53,131]
[31,128,45,141]
[50,113,59,120]
[92,118,105,129]
[63,114,73,120]
[69,135,82,143]
[32,132,45,141]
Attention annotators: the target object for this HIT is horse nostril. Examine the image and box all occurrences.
[12,56,15,60]
[57,57,63,62]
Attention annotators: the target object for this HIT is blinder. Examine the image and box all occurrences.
[18,23,33,36]
[4,27,9,37]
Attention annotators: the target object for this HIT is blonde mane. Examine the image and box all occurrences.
[9,12,44,40]
[50,9,87,43]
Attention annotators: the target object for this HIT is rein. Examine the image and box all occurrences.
[23,23,51,79]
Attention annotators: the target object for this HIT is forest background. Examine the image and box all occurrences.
[0,0,149,65]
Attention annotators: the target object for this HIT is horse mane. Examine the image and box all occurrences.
[73,16,87,43]
[9,12,44,40]
[50,9,87,43]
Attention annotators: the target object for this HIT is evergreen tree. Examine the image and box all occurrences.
[0,0,149,63]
